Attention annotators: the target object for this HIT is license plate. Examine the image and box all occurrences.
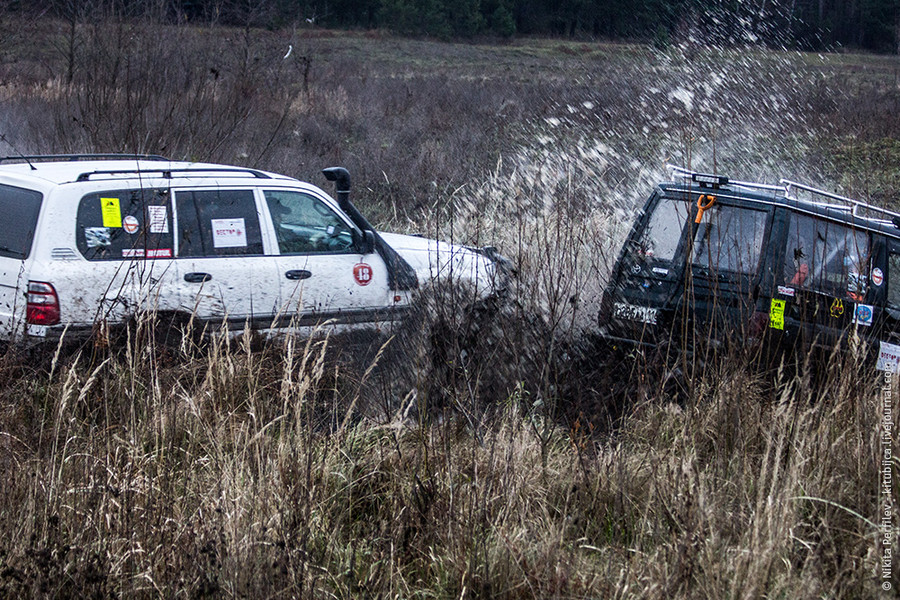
[613,302,658,324]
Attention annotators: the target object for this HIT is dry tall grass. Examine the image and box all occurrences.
[0,321,891,597]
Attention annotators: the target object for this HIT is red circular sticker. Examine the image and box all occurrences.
[123,215,139,234]
[873,267,884,286]
[353,263,373,286]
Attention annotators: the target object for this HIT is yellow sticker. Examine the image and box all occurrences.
[830,298,844,318]
[769,298,785,330]
[100,197,122,228]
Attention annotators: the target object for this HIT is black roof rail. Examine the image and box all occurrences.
[0,153,169,163]
[75,167,272,182]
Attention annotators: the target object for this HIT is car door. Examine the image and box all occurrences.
[0,183,43,337]
[880,239,900,343]
[67,186,180,327]
[174,188,281,331]
[774,211,872,347]
[260,189,395,329]
[684,199,772,343]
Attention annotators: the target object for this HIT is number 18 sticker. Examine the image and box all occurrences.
[353,263,373,286]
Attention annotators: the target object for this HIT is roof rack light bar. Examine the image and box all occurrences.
[76,167,271,182]
[667,164,782,193]
[0,153,169,163]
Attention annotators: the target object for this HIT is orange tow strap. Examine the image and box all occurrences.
[695,194,716,224]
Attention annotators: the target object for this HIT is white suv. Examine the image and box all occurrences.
[0,155,506,343]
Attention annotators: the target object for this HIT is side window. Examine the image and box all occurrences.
[175,190,263,257]
[692,205,768,275]
[76,188,173,260]
[782,213,870,300]
[0,184,42,259]
[633,197,691,262]
[264,190,355,254]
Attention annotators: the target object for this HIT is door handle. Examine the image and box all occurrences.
[285,269,312,281]
[184,272,212,283]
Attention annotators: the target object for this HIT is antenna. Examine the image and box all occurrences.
[0,133,36,170]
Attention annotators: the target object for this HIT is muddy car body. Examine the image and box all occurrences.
[599,166,900,365]
[0,155,506,343]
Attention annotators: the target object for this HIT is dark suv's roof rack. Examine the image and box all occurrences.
[75,167,272,182]
[780,179,900,222]
[668,164,900,226]
[0,153,169,163]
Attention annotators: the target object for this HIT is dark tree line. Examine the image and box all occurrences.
[28,0,900,53]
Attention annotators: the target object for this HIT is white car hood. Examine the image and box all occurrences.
[378,231,500,298]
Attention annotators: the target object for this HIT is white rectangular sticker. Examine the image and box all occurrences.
[776,285,795,297]
[211,218,247,248]
[878,341,900,372]
[148,205,169,233]
[122,248,173,259]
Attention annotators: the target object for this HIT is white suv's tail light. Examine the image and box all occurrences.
[26,281,60,326]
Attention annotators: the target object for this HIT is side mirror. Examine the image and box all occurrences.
[354,229,375,254]
[363,230,376,254]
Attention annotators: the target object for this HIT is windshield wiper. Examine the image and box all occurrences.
[0,246,24,258]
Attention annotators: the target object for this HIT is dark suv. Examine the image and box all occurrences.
[599,166,900,368]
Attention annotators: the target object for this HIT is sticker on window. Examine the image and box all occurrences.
[85,227,111,248]
[854,303,874,326]
[873,267,884,287]
[776,286,795,297]
[211,218,247,248]
[123,215,139,234]
[100,198,122,228]
[769,298,785,330]
[148,205,169,234]
[122,248,172,259]
[830,298,844,318]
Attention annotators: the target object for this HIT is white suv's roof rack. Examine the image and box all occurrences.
[75,166,274,182]
[0,153,169,164]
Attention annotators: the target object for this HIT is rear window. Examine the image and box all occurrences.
[0,184,42,259]
[76,188,173,261]
[782,213,870,299]
[692,204,768,275]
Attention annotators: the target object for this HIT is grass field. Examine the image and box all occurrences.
[0,15,898,598]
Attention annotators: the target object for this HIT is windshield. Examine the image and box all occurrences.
[634,197,691,263]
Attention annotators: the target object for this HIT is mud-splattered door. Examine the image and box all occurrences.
[0,184,42,337]
[174,189,280,330]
